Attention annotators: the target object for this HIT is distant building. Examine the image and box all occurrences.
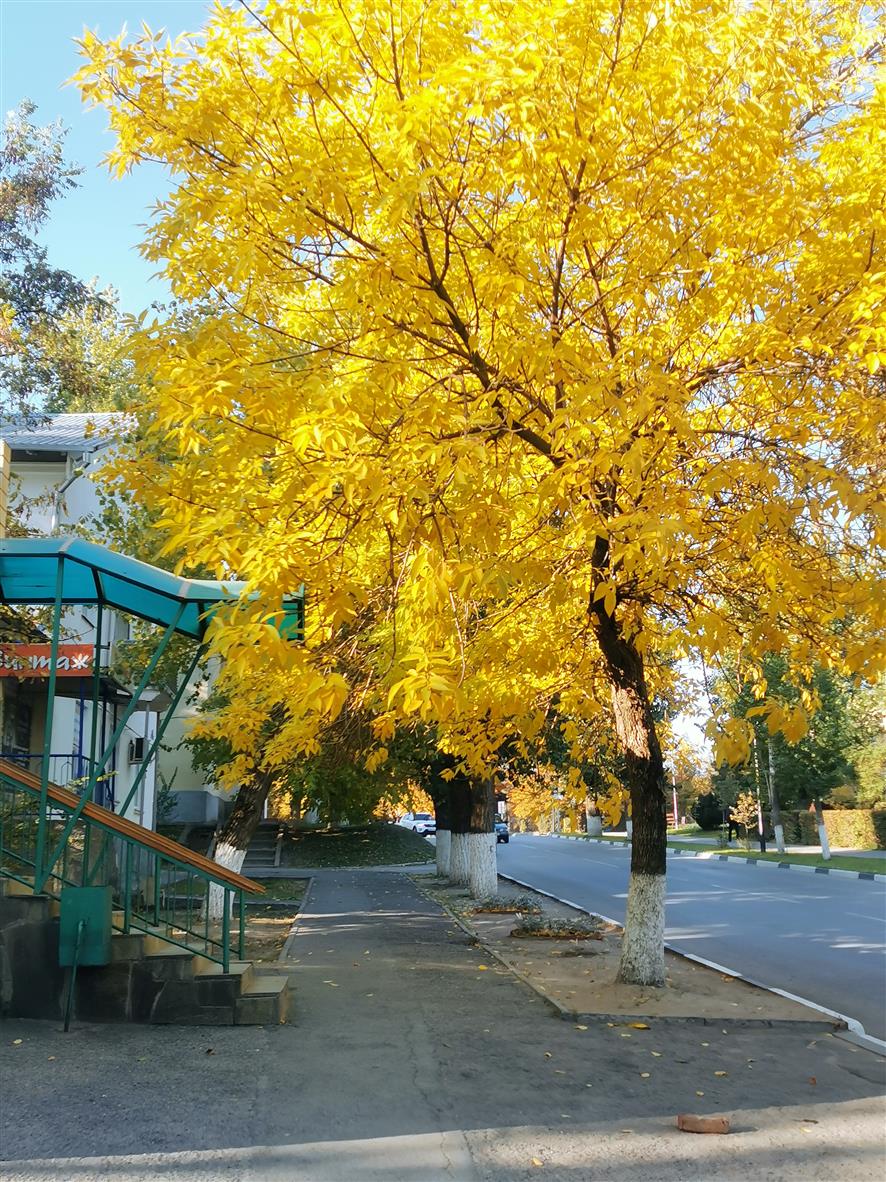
[0,414,226,825]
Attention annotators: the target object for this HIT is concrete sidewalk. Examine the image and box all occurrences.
[1,870,884,1181]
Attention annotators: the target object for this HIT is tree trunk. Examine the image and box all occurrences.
[448,773,471,885]
[585,797,603,837]
[467,778,497,899]
[767,739,785,854]
[207,770,273,920]
[592,610,667,986]
[434,779,452,877]
[813,799,831,860]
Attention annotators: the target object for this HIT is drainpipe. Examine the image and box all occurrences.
[50,450,94,535]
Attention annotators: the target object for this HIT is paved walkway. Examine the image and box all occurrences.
[1,871,884,1180]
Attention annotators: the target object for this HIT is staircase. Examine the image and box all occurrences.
[0,880,288,1024]
[243,821,282,873]
[0,760,290,1025]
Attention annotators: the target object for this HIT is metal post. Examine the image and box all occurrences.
[63,918,86,1033]
[238,890,245,961]
[153,853,161,925]
[122,843,133,933]
[34,556,65,888]
[88,601,103,793]
[222,897,231,973]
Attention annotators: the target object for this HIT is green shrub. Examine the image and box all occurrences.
[779,812,802,844]
[822,809,886,850]
[798,810,818,845]
[691,792,724,831]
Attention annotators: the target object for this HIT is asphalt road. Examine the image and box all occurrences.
[497,835,886,1041]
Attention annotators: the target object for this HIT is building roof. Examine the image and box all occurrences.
[0,536,304,643]
[0,413,126,456]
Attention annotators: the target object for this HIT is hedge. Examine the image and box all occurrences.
[774,809,886,850]
[822,809,886,850]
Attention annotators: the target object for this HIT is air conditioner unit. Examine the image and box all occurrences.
[128,737,146,764]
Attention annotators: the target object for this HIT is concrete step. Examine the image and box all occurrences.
[140,927,216,973]
[234,974,289,1025]
[0,880,60,920]
[109,931,147,962]
[194,960,256,1005]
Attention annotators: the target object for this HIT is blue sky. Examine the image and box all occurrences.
[0,0,212,312]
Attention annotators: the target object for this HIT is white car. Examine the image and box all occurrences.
[398,811,436,835]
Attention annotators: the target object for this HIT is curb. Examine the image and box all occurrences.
[251,861,436,877]
[498,872,886,1056]
[534,834,886,880]
[419,878,845,1037]
[277,875,316,962]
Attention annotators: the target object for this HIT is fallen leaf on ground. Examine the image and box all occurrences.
[714,1071,728,1078]
[651,1051,662,1057]
[554,1069,566,1075]
[808,1077,817,1085]
[696,1091,705,1097]
[530,1158,544,1168]
[47,1056,56,1061]
[12,1039,22,1046]
[323,980,339,987]
[575,1024,588,1031]
[629,1022,650,1029]
[544,1052,553,1058]
[640,1072,651,1079]
[700,1041,709,1047]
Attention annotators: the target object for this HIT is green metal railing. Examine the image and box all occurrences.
[0,766,254,971]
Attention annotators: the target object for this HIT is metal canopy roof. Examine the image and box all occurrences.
[0,537,301,642]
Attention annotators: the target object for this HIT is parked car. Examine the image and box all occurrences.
[495,820,510,844]
[398,811,436,835]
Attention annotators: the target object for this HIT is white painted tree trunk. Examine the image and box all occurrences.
[587,813,603,837]
[815,813,831,860]
[625,818,633,841]
[449,832,470,885]
[617,872,666,986]
[436,828,452,877]
[206,841,246,920]
[467,831,497,899]
[773,823,786,855]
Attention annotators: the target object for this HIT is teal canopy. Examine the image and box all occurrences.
[0,537,303,642]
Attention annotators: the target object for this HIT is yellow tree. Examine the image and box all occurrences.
[79,0,886,983]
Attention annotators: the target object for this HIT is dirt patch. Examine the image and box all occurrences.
[418,876,834,1026]
[241,904,301,965]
